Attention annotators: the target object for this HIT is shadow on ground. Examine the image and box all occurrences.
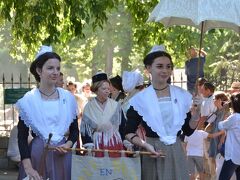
[0,168,18,180]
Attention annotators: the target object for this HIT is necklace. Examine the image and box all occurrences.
[153,85,169,91]
[39,89,57,97]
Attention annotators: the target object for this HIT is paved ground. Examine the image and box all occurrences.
[0,168,18,180]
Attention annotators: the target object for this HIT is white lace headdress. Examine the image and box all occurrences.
[35,45,53,59]
[122,69,144,93]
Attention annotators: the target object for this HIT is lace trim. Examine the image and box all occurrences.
[129,85,191,145]
[15,88,77,145]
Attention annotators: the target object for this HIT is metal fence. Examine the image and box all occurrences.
[0,73,36,136]
[0,71,237,136]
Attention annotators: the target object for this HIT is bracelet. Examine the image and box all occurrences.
[130,134,138,141]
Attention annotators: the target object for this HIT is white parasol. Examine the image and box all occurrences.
[147,0,240,90]
[148,0,240,33]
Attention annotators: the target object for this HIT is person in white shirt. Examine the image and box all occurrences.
[184,126,224,180]
[218,92,240,180]
[197,82,218,177]
[200,82,217,125]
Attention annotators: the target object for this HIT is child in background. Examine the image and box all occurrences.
[184,125,224,180]
[200,82,217,126]
[199,82,217,179]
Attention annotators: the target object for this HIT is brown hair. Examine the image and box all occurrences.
[197,77,207,86]
[30,52,61,82]
[214,93,228,102]
[230,93,240,113]
[67,81,77,88]
[203,82,215,93]
[90,80,110,93]
[143,51,173,70]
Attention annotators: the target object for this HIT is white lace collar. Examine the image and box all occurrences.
[16,88,77,144]
[129,85,192,145]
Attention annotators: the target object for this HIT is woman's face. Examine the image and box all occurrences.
[83,85,91,96]
[67,84,77,94]
[146,56,172,84]
[214,98,222,108]
[56,75,64,88]
[96,81,110,101]
[198,84,204,95]
[37,58,60,86]
[201,87,211,98]
[109,83,117,94]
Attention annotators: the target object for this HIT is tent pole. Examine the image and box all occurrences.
[199,21,204,58]
[196,21,205,95]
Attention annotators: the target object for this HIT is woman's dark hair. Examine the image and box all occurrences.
[203,82,215,93]
[67,81,77,88]
[230,93,240,113]
[109,75,124,92]
[215,92,229,106]
[143,51,173,69]
[30,52,61,82]
[197,77,207,86]
[215,92,228,102]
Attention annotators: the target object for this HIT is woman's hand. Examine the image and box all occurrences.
[55,141,72,154]
[126,133,162,157]
[190,105,200,121]
[82,143,95,156]
[142,142,160,157]
[123,140,133,151]
[22,159,42,180]
[25,167,42,180]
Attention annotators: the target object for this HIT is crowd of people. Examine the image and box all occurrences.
[7,45,240,180]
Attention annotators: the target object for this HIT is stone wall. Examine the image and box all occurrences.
[0,137,17,169]
[0,137,9,169]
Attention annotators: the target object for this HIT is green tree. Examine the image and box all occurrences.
[0,0,118,58]
[0,0,239,84]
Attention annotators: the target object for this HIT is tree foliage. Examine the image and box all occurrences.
[0,0,239,83]
[0,0,118,58]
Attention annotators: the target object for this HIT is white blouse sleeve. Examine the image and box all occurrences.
[218,114,235,130]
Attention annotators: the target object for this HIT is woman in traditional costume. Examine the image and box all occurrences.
[16,46,79,180]
[125,45,199,180]
[121,70,146,143]
[109,75,126,102]
[80,72,126,157]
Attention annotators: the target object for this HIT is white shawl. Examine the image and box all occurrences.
[16,88,77,144]
[129,85,192,145]
[84,98,118,126]
[82,98,122,148]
